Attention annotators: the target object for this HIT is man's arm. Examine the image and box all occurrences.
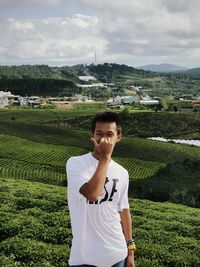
[119,209,135,267]
[80,156,110,201]
[80,137,114,201]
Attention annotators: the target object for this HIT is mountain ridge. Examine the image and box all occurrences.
[137,63,188,72]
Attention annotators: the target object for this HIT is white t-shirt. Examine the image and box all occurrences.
[66,152,129,267]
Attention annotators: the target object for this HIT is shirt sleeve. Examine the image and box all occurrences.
[118,170,129,211]
[66,157,90,200]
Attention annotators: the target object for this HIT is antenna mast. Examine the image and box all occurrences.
[94,49,97,65]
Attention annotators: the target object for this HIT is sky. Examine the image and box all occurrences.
[0,0,200,68]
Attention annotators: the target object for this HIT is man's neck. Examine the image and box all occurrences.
[91,151,100,160]
[91,151,112,162]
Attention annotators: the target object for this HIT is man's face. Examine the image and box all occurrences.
[92,121,121,145]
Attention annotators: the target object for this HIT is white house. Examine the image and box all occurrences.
[7,94,20,105]
[0,96,9,108]
[78,76,97,82]
[0,91,11,108]
[27,96,41,108]
[139,95,159,106]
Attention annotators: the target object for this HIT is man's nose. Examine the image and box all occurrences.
[101,134,108,139]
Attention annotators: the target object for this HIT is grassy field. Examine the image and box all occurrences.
[0,178,200,267]
[0,107,200,266]
[1,131,200,184]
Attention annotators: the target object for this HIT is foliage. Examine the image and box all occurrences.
[0,134,87,186]
[0,78,79,97]
[0,65,78,81]
[0,178,200,266]
[88,63,154,82]
[65,111,200,139]
[131,159,200,207]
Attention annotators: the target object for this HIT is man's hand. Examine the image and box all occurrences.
[126,254,135,267]
[91,137,114,159]
[80,137,114,201]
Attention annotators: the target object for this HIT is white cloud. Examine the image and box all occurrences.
[70,14,98,28]
[0,14,107,65]
[7,18,35,31]
[73,0,200,67]
[1,0,200,67]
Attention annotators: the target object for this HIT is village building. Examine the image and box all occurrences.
[26,96,41,108]
[0,91,9,108]
[78,76,97,82]
[11,96,41,108]
[107,94,140,108]
[0,91,20,108]
[121,95,140,104]
[139,95,159,106]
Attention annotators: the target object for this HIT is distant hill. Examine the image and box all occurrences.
[0,65,81,97]
[0,64,79,82]
[0,63,200,97]
[87,62,152,82]
[187,67,200,73]
[137,63,188,72]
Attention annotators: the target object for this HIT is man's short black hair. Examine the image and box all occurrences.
[91,112,122,133]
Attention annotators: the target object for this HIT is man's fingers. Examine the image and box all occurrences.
[91,137,114,149]
[99,137,106,143]
[106,138,114,146]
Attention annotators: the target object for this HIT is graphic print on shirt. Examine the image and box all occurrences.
[88,177,119,205]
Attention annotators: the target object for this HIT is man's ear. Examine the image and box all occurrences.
[116,133,122,143]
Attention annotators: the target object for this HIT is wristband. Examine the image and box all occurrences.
[126,239,136,250]
[128,243,136,250]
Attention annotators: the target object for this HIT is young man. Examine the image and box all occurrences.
[67,112,135,267]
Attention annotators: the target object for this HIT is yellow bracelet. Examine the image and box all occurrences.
[128,243,136,250]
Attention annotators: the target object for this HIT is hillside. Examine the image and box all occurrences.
[0,108,200,208]
[0,63,200,96]
[0,65,78,81]
[87,63,200,96]
[0,65,80,97]
[63,111,200,139]
[0,107,200,266]
[137,63,188,72]
[0,178,200,267]
[187,67,200,73]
